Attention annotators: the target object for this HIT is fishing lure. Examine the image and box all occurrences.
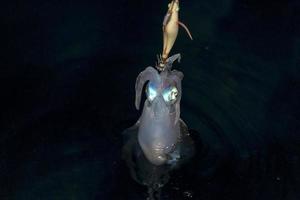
[158,0,193,71]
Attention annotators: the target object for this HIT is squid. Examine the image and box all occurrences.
[131,0,193,166]
[122,2,194,195]
[135,54,183,165]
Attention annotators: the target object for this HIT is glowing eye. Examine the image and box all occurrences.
[162,86,178,104]
[146,82,157,101]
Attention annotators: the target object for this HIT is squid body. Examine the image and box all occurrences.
[135,54,183,165]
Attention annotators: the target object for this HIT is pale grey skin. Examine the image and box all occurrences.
[135,54,183,165]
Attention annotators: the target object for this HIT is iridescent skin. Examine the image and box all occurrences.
[135,54,183,165]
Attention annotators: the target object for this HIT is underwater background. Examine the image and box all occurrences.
[1,0,299,199]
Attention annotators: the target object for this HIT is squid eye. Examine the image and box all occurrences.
[146,82,157,101]
[162,86,178,104]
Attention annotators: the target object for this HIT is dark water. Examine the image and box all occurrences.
[1,0,299,199]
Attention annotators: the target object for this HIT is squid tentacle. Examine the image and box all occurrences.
[135,67,160,110]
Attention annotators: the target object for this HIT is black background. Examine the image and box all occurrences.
[1,0,300,199]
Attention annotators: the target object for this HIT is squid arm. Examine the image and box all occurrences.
[135,67,160,110]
